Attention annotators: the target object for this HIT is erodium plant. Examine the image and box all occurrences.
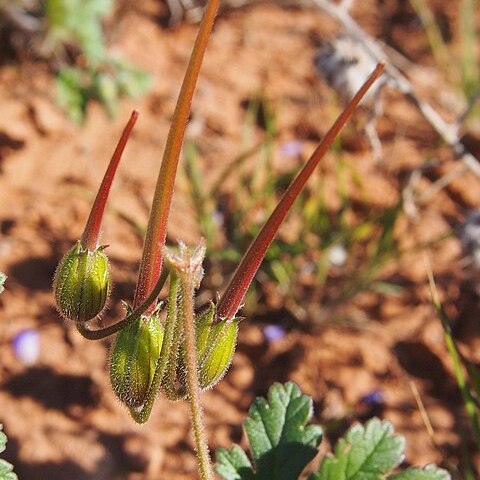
[52,0,384,477]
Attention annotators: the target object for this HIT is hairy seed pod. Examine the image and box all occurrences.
[195,303,239,390]
[164,303,239,399]
[53,242,111,322]
[109,313,164,408]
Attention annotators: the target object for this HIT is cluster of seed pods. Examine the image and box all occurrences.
[52,0,384,425]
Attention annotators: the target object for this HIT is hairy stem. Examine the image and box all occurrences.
[133,0,221,309]
[75,269,168,340]
[216,63,385,321]
[180,261,213,480]
[81,111,138,250]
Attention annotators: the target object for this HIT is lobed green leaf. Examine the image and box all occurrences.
[216,382,323,480]
[388,465,451,480]
[310,418,404,480]
[0,425,17,480]
[215,446,255,480]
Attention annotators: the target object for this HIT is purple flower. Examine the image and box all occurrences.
[280,140,303,158]
[360,389,384,407]
[263,324,286,342]
[212,209,224,227]
[12,329,40,365]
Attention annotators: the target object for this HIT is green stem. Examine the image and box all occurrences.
[75,269,168,340]
[427,263,480,447]
[133,0,221,309]
[180,258,214,480]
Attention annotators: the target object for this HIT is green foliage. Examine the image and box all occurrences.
[408,0,479,101]
[428,271,480,456]
[459,0,480,100]
[215,382,323,480]
[1,0,151,122]
[45,0,112,64]
[388,467,451,480]
[216,383,450,480]
[0,425,17,480]
[184,97,407,320]
[46,0,152,122]
[55,61,152,123]
[310,418,404,480]
[310,419,448,480]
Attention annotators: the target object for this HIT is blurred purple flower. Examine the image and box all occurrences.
[212,209,224,227]
[360,389,384,407]
[12,329,40,365]
[263,324,286,342]
[280,140,303,158]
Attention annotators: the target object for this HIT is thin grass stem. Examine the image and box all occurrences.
[425,258,480,448]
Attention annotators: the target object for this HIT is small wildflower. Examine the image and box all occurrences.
[263,324,286,343]
[328,244,348,267]
[280,140,303,158]
[360,389,385,407]
[212,209,224,227]
[12,329,40,366]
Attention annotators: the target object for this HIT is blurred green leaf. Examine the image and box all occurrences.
[93,71,120,118]
[115,62,153,98]
[55,67,88,123]
[56,60,152,122]
[46,0,151,120]
[45,0,111,64]
[460,0,480,99]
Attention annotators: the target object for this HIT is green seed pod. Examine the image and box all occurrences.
[53,242,111,322]
[195,303,239,390]
[109,312,164,408]
[163,303,238,399]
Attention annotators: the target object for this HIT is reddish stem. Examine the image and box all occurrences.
[81,111,139,251]
[216,63,385,321]
[133,0,220,308]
